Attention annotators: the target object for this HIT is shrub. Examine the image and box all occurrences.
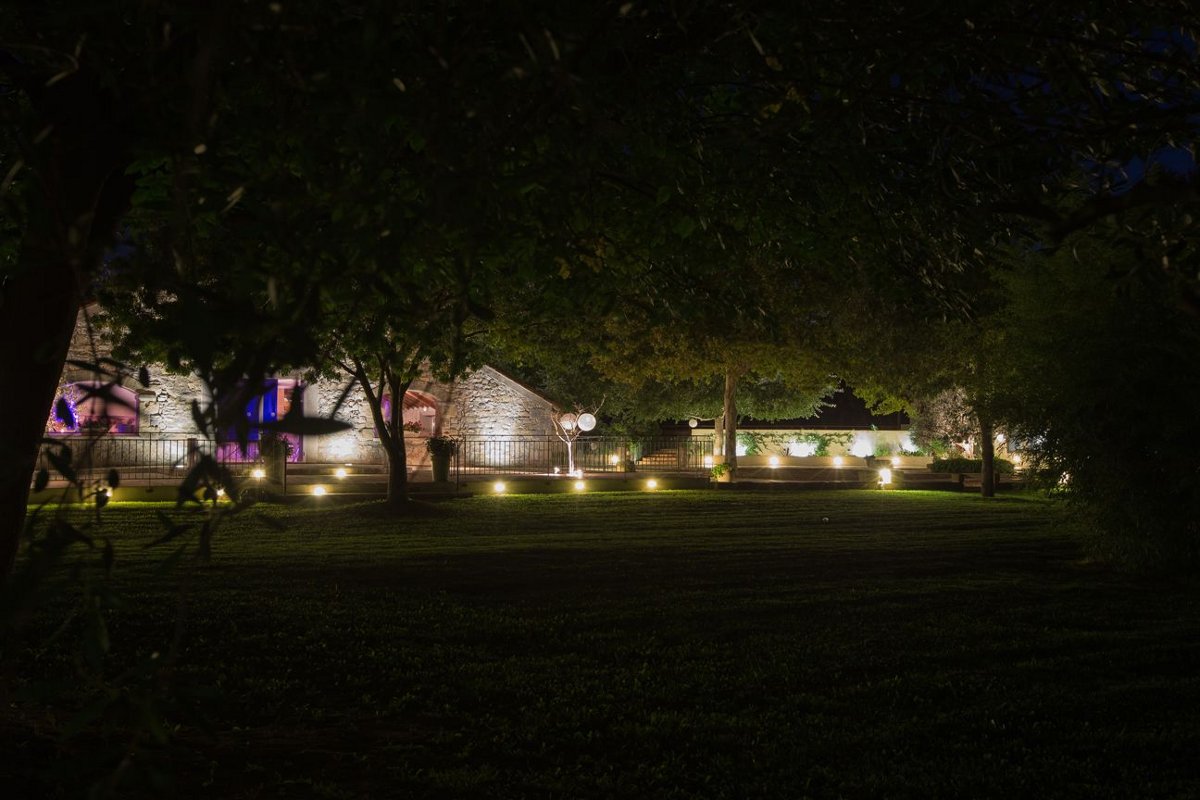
[930,457,1014,475]
[258,431,294,462]
[426,436,457,457]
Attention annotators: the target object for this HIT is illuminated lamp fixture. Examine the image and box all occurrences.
[703,455,714,468]
[878,468,893,487]
[559,413,578,431]
[573,480,586,491]
[610,454,620,466]
[577,413,597,432]
[645,479,658,490]
[891,456,901,467]
[311,485,327,497]
[688,418,699,428]
[833,456,844,467]
[493,481,507,493]
[768,455,780,467]
[335,467,348,479]
[251,467,265,480]
[216,488,226,498]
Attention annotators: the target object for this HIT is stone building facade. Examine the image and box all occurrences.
[51,308,557,466]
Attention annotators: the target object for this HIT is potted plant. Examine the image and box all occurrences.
[426,435,458,482]
[258,431,294,482]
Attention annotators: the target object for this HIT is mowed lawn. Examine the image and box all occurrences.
[7,490,1200,798]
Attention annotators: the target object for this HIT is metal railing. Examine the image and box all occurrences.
[33,434,287,487]
[32,433,715,487]
[454,436,713,476]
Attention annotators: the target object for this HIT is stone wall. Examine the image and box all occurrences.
[58,307,208,436]
[306,365,556,464]
[443,366,556,439]
[53,308,556,464]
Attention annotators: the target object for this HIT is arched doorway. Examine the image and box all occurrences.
[381,390,440,436]
[47,381,139,435]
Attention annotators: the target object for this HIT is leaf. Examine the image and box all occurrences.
[673,216,697,239]
[137,366,151,387]
[153,542,189,575]
[106,469,120,489]
[33,469,49,492]
[55,397,75,430]
[146,521,194,548]
[46,447,76,484]
[58,694,115,741]
[190,399,209,436]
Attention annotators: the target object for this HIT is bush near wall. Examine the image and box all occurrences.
[930,458,1015,475]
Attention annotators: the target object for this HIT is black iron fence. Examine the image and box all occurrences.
[32,433,715,487]
[454,436,713,476]
[33,434,280,487]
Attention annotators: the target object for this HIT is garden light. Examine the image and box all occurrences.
[251,467,265,479]
[574,480,586,491]
[891,456,901,467]
[216,487,226,498]
[646,479,658,490]
[769,455,780,467]
[493,481,506,493]
[335,467,348,479]
[833,456,844,467]
[610,454,620,465]
[878,468,893,487]
[311,485,327,497]
[703,455,714,467]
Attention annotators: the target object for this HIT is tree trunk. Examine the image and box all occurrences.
[0,253,81,577]
[352,363,410,508]
[0,67,133,576]
[384,436,410,506]
[722,371,739,473]
[979,413,996,498]
[383,373,411,507]
[713,412,725,459]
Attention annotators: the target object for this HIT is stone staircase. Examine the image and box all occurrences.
[265,462,397,496]
[636,448,683,470]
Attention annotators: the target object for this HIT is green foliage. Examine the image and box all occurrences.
[425,436,458,458]
[257,432,294,463]
[930,458,1015,475]
[997,237,1200,569]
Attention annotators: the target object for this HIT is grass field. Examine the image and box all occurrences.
[5,490,1200,798]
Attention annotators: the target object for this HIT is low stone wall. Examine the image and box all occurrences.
[696,428,920,458]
